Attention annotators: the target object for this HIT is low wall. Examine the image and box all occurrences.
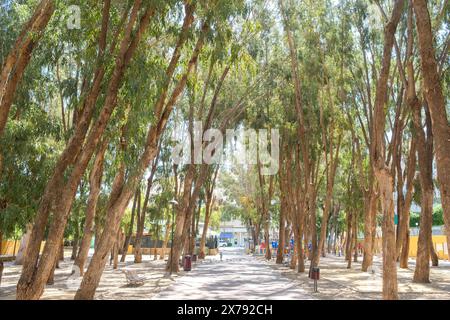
[125,246,219,256]
[126,246,171,256]
[0,240,46,256]
[361,235,448,260]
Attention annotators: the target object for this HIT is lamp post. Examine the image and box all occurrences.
[169,199,178,275]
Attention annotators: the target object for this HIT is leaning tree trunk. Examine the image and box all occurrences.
[76,15,204,300]
[74,139,107,275]
[16,2,155,300]
[430,238,438,267]
[0,0,55,138]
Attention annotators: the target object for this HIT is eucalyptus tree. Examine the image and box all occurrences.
[17,0,162,300]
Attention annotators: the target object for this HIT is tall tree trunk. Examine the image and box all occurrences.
[399,138,416,268]
[371,0,404,300]
[412,100,434,283]
[412,0,450,261]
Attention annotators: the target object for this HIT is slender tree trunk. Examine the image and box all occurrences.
[74,140,107,275]
[362,187,377,271]
[134,189,143,263]
[345,211,353,263]
[121,191,138,262]
[276,195,286,264]
[0,0,55,137]
[160,218,171,260]
[372,0,404,300]
[399,139,416,268]
[152,224,159,260]
[199,196,213,259]
[353,212,358,263]
[290,229,298,270]
[412,0,450,258]
[71,223,80,261]
[412,100,434,283]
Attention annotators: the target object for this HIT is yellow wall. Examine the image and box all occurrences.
[409,235,448,260]
[0,240,20,255]
[362,235,448,260]
[1,240,46,256]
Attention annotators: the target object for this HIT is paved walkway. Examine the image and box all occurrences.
[2,248,449,299]
[152,248,315,300]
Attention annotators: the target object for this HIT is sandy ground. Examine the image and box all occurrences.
[0,249,202,300]
[1,247,449,300]
[257,252,450,300]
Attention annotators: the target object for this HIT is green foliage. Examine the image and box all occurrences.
[410,205,445,228]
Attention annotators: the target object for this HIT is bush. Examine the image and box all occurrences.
[409,205,444,227]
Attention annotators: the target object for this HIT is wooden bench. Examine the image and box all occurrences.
[121,269,146,286]
[0,255,15,263]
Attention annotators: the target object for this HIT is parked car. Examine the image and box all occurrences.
[219,241,228,247]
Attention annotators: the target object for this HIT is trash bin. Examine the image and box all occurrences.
[183,255,192,271]
[310,267,320,280]
[192,254,197,262]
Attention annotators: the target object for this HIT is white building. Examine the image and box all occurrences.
[219,219,250,247]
